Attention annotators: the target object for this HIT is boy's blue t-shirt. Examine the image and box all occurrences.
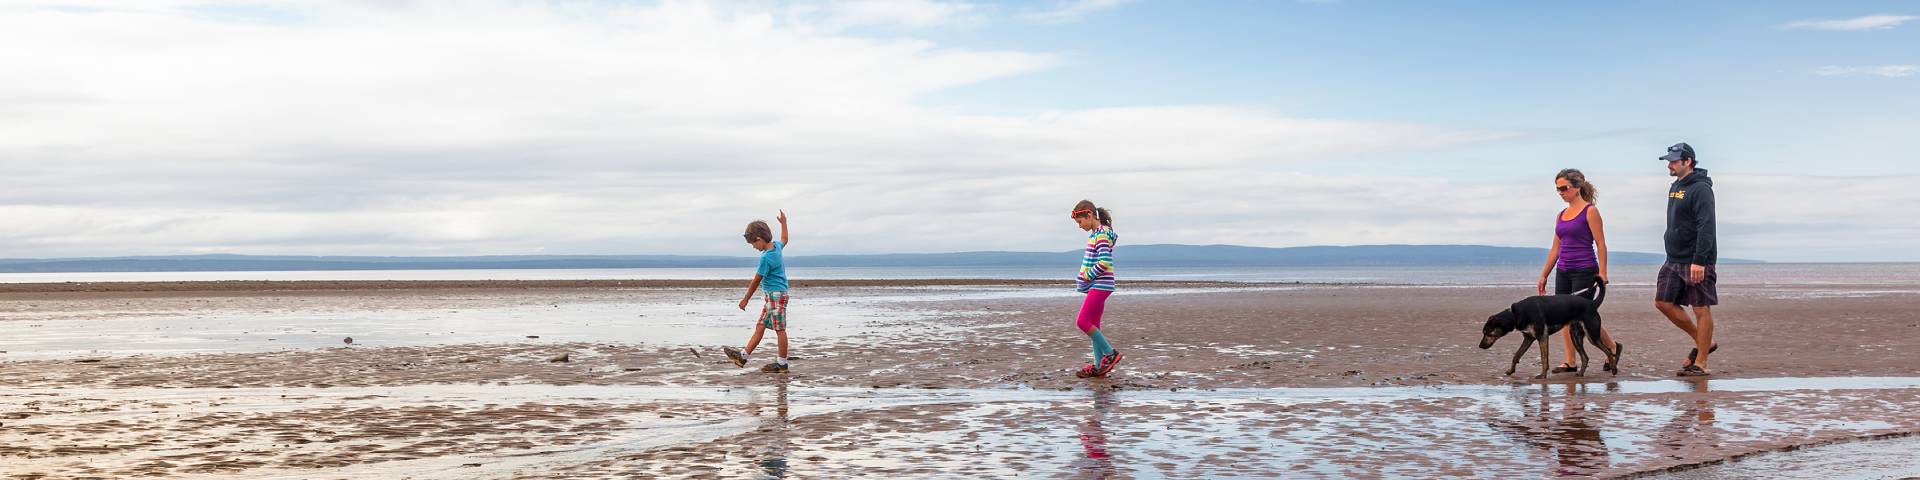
[757,241,787,292]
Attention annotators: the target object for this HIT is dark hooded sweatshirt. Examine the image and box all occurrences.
[1663,168,1716,265]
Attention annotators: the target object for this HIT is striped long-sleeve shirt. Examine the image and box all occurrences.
[1076,225,1116,292]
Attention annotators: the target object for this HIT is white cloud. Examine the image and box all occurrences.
[8,167,1911,262]
[1704,174,1920,262]
[1782,14,1918,31]
[9,2,1908,263]
[0,0,1527,259]
[787,0,982,31]
[1813,65,1919,77]
[1018,0,1131,24]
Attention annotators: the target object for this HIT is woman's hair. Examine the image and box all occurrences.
[745,220,773,243]
[1072,199,1112,228]
[1556,169,1597,204]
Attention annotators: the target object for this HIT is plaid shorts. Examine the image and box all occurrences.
[759,291,789,331]
[1655,262,1718,307]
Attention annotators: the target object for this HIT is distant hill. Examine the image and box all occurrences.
[793,244,1760,267]
[0,245,1760,273]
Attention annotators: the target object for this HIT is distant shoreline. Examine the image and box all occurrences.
[0,244,1765,274]
[2,262,1910,292]
[0,278,1304,295]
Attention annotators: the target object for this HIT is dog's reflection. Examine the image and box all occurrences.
[1489,383,1614,476]
[1073,388,1120,478]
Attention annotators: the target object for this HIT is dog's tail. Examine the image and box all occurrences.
[1574,280,1608,309]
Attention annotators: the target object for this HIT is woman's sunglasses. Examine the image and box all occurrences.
[1555,185,1572,192]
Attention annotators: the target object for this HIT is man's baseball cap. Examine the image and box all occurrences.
[1659,142,1695,163]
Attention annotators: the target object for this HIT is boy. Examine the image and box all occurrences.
[725,210,790,373]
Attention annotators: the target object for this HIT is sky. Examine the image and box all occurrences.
[1,0,1916,262]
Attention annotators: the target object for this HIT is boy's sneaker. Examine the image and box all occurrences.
[760,362,789,374]
[1074,363,1099,378]
[723,347,747,368]
[1095,351,1124,377]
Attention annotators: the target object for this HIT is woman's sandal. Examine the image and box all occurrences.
[1551,363,1578,374]
[1677,364,1710,377]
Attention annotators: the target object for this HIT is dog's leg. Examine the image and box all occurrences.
[1506,335,1534,376]
[1536,324,1551,379]
[1571,322,1590,377]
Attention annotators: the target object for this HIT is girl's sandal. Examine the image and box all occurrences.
[1095,351,1124,377]
[1075,364,1100,378]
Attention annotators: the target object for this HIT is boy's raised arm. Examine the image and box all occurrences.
[777,209,789,247]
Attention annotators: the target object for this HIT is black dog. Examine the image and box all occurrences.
[1478,282,1620,378]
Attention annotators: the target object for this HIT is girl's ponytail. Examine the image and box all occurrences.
[1095,208,1112,228]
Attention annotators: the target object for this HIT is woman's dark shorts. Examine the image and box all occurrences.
[1555,268,1600,300]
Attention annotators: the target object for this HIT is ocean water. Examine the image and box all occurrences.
[1,263,1917,287]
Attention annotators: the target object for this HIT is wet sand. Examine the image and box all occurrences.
[3,280,1918,478]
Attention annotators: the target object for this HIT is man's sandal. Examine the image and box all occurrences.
[1685,343,1720,367]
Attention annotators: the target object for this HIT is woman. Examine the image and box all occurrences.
[1537,169,1622,374]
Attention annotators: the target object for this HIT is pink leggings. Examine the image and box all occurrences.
[1076,289,1111,334]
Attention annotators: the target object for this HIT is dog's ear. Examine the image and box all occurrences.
[1483,309,1513,336]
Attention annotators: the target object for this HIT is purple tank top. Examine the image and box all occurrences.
[1555,205,1598,270]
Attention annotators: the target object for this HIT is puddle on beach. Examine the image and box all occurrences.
[0,286,1285,361]
[1651,433,1920,480]
[6,284,1919,477]
[5,377,1920,478]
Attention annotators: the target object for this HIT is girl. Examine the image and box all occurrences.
[1536,169,1623,374]
[1070,200,1123,378]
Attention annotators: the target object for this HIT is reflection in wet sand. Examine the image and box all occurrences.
[1490,383,1614,477]
[6,279,1920,477]
[751,379,792,478]
[1653,378,1723,466]
[5,377,1920,478]
[1072,389,1119,478]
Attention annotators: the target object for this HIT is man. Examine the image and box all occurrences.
[1654,142,1719,377]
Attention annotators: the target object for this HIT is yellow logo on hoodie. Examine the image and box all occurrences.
[1669,191,1686,200]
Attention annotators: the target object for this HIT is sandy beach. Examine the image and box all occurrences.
[4,279,1919,478]
[16,1,1914,478]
